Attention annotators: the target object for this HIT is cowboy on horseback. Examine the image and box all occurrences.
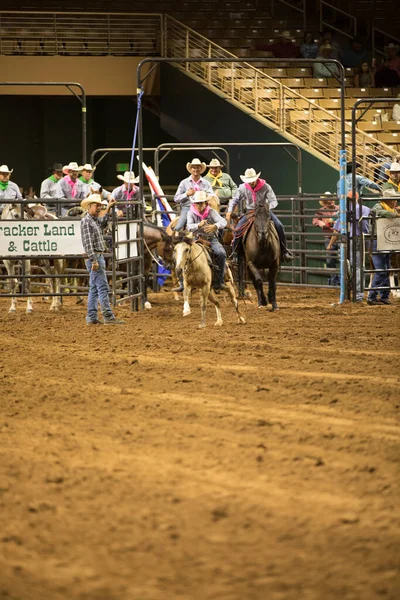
[186,190,227,292]
[226,168,294,263]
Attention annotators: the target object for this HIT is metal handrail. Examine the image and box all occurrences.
[372,27,400,57]
[0,10,162,57]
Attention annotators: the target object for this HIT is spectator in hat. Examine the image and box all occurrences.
[327,191,370,302]
[174,158,214,232]
[256,30,300,59]
[40,162,63,199]
[367,189,400,306]
[336,161,381,198]
[186,190,227,292]
[382,162,400,193]
[56,161,86,215]
[80,194,124,325]
[111,171,140,217]
[79,163,110,201]
[0,164,22,212]
[204,158,238,208]
[226,167,294,262]
[384,42,400,79]
[313,42,340,78]
[312,192,340,285]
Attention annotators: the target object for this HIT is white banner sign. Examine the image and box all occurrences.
[117,222,138,261]
[0,220,84,256]
[377,217,400,251]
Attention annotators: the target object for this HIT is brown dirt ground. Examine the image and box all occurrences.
[0,287,399,600]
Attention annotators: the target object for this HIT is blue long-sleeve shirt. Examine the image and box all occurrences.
[336,173,381,198]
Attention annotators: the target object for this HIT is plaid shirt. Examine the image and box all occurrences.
[81,212,109,262]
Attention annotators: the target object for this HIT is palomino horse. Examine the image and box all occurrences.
[173,235,245,328]
[241,202,280,310]
[1,203,64,313]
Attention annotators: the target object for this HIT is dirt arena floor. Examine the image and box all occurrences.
[0,287,399,600]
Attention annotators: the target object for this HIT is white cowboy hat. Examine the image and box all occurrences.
[186,158,206,174]
[207,158,223,168]
[240,168,261,183]
[79,163,96,172]
[0,165,13,173]
[384,42,400,51]
[280,30,291,39]
[80,194,103,211]
[117,171,139,183]
[62,161,83,175]
[382,188,400,198]
[319,191,334,205]
[386,162,400,174]
[191,191,209,204]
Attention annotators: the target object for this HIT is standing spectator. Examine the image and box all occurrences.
[111,171,140,217]
[256,31,300,59]
[80,194,124,325]
[336,161,381,197]
[327,191,370,302]
[40,162,63,199]
[0,164,22,212]
[384,42,400,79]
[204,158,237,209]
[382,162,400,193]
[300,32,318,59]
[367,189,400,305]
[56,161,86,214]
[355,61,375,87]
[342,37,369,69]
[313,43,339,78]
[374,56,400,88]
[312,192,340,285]
[174,158,214,232]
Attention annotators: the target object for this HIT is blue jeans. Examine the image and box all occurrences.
[325,238,340,285]
[369,244,391,301]
[175,202,191,232]
[210,237,227,286]
[85,254,115,323]
[350,246,363,302]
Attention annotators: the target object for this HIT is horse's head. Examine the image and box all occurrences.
[1,203,22,220]
[254,202,270,242]
[159,231,175,268]
[173,235,193,278]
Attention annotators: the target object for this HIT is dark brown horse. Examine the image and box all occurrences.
[143,222,174,309]
[242,203,280,310]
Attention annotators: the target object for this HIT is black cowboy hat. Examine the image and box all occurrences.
[346,161,361,174]
[51,162,63,172]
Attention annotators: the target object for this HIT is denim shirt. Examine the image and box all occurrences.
[174,176,214,206]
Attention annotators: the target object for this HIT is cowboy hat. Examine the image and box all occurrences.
[186,158,206,174]
[62,161,83,175]
[240,168,261,183]
[386,162,400,174]
[51,163,63,172]
[320,42,333,51]
[384,42,400,51]
[80,194,103,210]
[280,30,291,39]
[319,191,335,205]
[0,165,13,173]
[382,188,400,198]
[207,158,223,168]
[191,191,209,204]
[79,163,96,172]
[116,171,139,183]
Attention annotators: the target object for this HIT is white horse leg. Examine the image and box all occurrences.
[183,283,191,317]
[25,260,33,313]
[208,288,223,327]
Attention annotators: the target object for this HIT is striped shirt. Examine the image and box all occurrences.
[81,212,110,262]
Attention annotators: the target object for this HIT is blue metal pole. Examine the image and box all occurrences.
[339,149,347,304]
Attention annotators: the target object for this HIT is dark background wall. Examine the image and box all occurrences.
[159,65,338,195]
